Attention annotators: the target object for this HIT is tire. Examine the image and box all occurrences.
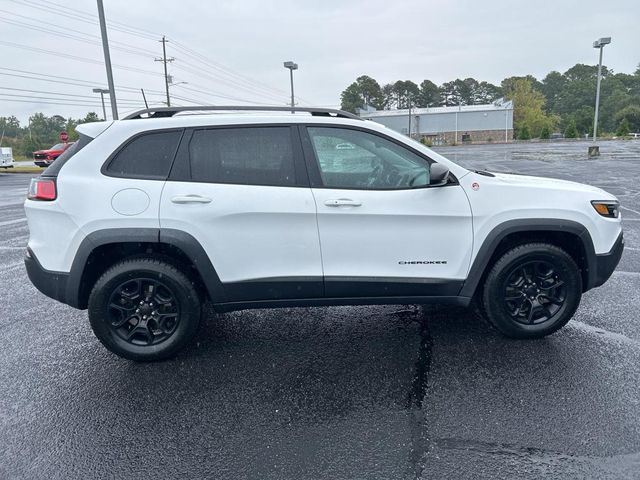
[88,257,201,361]
[481,243,582,339]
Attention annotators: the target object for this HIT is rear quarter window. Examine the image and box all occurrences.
[104,129,183,179]
[43,135,91,177]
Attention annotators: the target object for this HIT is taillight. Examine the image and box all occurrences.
[28,177,57,201]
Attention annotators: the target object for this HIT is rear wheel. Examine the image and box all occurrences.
[482,243,582,338]
[88,258,201,361]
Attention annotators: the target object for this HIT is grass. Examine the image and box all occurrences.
[0,166,44,174]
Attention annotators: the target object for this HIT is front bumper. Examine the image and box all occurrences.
[592,232,624,288]
[24,248,70,304]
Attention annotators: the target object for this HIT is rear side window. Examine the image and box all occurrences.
[187,127,296,186]
[44,134,91,177]
[105,130,182,179]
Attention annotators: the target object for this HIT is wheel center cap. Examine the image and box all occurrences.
[524,285,538,297]
[139,303,153,316]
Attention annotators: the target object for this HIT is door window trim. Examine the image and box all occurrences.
[298,124,458,190]
[167,124,310,188]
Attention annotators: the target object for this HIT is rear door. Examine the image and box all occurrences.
[160,125,323,302]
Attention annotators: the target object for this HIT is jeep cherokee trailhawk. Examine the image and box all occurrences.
[24,106,624,361]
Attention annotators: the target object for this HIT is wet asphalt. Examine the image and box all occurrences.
[1,139,639,479]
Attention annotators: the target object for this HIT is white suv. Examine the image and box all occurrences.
[24,106,624,361]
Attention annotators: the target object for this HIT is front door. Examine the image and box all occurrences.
[302,125,473,298]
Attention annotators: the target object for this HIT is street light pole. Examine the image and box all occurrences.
[92,88,109,120]
[283,61,298,112]
[96,0,118,119]
[590,36,611,156]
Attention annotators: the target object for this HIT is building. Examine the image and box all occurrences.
[358,99,513,144]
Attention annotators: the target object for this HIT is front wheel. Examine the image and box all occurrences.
[481,243,582,338]
[88,258,201,361]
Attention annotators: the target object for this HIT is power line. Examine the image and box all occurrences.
[0,17,155,59]
[0,69,270,106]
[9,0,159,41]
[0,40,163,77]
[8,0,303,104]
[0,92,142,106]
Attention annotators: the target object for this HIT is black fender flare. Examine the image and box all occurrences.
[458,219,597,298]
[66,228,226,308]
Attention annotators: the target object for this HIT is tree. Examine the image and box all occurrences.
[381,83,396,109]
[416,79,441,107]
[517,125,530,140]
[501,75,543,96]
[505,78,558,138]
[564,118,578,138]
[80,112,101,123]
[473,81,502,104]
[541,71,567,113]
[616,118,630,137]
[392,80,420,109]
[613,105,640,132]
[540,125,551,139]
[340,75,384,113]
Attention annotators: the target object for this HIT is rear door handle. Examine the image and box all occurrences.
[171,194,212,204]
[324,198,362,207]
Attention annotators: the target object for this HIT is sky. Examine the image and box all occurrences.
[1,0,638,125]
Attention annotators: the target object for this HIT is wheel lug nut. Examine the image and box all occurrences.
[136,309,140,313]
[143,315,147,319]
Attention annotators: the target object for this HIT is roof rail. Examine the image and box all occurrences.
[122,105,362,120]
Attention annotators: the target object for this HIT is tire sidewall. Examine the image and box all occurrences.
[88,260,200,361]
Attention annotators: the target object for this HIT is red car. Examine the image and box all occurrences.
[33,142,74,167]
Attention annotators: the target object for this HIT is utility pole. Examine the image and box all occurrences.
[155,36,174,107]
[96,0,118,119]
[408,98,412,138]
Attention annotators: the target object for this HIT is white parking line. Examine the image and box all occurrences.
[0,218,27,227]
[613,270,640,277]
[621,205,640,216]
[571,321,640,348]
[0,262,23,273]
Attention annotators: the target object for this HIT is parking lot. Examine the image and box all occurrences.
[1,139,639,479]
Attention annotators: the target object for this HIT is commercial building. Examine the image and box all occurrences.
[358,99,513,144]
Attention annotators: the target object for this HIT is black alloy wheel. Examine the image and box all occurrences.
[503,260,567,326]
[107,278,180,346]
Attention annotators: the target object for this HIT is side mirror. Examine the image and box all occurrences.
[429,163,450,186]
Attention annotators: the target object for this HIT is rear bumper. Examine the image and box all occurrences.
[592,232,624,288]
[24,248,70,305]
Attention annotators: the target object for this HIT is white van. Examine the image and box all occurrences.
[0,147,14,168]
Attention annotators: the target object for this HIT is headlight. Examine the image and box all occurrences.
[591,200,619,218]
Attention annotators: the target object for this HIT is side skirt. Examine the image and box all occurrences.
[212,295,471,313]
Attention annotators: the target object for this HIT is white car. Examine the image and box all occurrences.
[24,106,624,361]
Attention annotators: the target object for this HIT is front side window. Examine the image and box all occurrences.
[188,127,296,186]
[307,127,430,190]
[106,130,182,178]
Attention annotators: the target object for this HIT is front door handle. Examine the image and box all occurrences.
[171,194,212,204]
[324,198,362,207]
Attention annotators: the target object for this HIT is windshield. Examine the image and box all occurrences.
[49,143,65,150]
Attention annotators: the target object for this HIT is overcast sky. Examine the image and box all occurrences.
[1,0,638,124]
